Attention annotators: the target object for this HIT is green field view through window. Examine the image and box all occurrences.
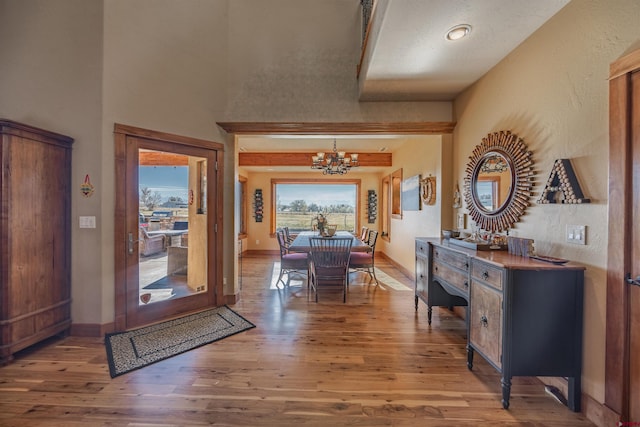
[274,182,358,233]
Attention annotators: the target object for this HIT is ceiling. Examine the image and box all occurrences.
[359,0,570,102]
[237,0,570,172]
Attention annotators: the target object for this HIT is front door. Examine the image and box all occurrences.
[629,67,640,423]
[606,49,640,422]
[114,124,224,330]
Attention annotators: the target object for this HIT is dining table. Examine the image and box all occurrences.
[288,230,371,253]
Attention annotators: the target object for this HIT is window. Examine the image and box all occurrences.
[381,175,390,241]
[391,168,403,219]
[380,169,402,241]
[271,179,361,234]
[238,175,247,238]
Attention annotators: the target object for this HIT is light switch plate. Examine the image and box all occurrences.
[79,216,96,229]
[566,224,586,245]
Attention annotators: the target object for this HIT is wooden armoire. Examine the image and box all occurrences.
[0,119,73,364]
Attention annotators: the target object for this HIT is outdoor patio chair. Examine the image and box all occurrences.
[139,226,166,257]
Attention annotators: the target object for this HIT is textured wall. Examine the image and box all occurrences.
[0,0,105,324]
[225,0,452,122]
[453,0,640,403]
[377,135,450,271]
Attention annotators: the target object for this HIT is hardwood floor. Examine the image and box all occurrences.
[0,253,595,426]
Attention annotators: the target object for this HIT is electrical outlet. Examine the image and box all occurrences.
[256,239,260,245]
[566,225,586,245]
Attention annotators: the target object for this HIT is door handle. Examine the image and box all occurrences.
[128,232,135,255]
[625,273,640,287]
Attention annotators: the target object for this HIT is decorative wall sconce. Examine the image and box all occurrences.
[367,190,377,223]
[452,183,462,208]
[253,189,263,222]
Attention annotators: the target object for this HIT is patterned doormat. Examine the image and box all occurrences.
[105,305,255,378]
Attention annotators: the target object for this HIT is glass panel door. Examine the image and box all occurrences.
[123,135,217,329]
[138,149,208,306]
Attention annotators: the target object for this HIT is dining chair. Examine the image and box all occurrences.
[308,236,353,302]
[349,229,379,285]
[275,230,309,288]
[283,226,294,244]
[359,226,369,242]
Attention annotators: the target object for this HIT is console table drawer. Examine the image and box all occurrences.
[471,260,504,290]
[433,260,469,294]
[470,280,503,369]
[416,240,429,256]
[433,246,469,272]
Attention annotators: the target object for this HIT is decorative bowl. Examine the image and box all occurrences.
[442,230,460,239]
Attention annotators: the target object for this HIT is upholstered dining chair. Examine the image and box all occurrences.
[349,229,379,285]
[359,226,369,242]
[276,230,308,287]
[308,236,353,302]
[283,226,295,244]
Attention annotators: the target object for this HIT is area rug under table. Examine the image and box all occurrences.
[105,305,255,378]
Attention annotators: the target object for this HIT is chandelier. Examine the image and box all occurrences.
[480,154,509,173]
[311,139,359,175]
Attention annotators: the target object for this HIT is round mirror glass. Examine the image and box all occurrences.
[472,152,513,213]
[463,131,533,233]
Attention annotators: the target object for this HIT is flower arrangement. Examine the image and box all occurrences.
[312,213,328,235]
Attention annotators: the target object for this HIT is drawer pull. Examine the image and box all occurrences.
[464,281,468,288]
[480,315,488,327]
[482,271,489,280]
[465,262,469,269]
[435,250,439,257]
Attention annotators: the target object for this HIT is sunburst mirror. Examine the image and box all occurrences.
[463,131,534,232]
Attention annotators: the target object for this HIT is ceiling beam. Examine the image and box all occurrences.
[217,121,456,135]
[239,152,392,167]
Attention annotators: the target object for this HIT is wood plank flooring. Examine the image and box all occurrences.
[0,253,595,426]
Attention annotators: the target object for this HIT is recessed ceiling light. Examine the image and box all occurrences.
[445,24,471,41]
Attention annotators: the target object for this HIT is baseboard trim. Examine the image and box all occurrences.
[246,249,279,256]
[539,376,620,427]
[377,252,414,281]
[224,292,240,305]
[70,322,115,337]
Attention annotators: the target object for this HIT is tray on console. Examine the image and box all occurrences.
[448,238,508,251]
[529,255,569,265]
